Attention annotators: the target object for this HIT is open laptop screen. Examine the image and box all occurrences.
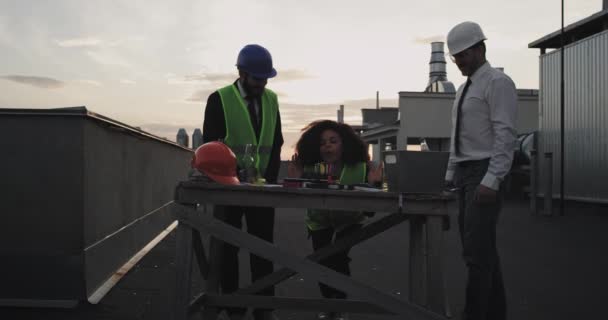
[383,151,450,194]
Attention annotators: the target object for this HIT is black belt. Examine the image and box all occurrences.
[457,158,490,167]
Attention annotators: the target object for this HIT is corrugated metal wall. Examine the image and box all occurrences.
[539,29,608,203]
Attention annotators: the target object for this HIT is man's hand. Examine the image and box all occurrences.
[475,184,497,203]
[444,180,457,192]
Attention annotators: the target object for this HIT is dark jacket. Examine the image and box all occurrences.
[202,83,283,183]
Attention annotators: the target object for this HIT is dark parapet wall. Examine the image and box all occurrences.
[0,115,86,301]
[0,107,192,305]
[81,118,192,298]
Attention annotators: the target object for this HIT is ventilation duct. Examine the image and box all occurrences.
[424,42,456,93]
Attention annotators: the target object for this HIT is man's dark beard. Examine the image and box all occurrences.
[242,77,262,98]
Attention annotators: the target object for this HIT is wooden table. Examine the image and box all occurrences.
[172,181,453,320]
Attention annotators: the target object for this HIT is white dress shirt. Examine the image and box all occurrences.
[445,62,518,190]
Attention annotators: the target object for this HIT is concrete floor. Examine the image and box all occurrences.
[1,198,607,320]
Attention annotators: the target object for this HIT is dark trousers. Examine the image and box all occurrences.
[215,205,275,318]
[310,224,361,299]
[455,159,507,320]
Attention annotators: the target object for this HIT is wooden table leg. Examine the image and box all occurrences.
[174,216,194,320]
[201,205,223,320]
[192,229,209,280]
[409,216,427,307]
[426,215,451,317]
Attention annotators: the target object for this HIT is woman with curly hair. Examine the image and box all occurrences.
[288,120,383,320]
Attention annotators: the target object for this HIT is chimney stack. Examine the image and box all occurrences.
[427,42,448,86]
[425,42,456,93]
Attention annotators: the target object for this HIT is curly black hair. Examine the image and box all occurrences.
[295,120,369,166]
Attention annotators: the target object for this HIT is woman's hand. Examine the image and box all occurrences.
[367,161,384,184]
[287,153,303,178]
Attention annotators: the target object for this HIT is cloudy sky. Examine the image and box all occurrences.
[0,0,602,158]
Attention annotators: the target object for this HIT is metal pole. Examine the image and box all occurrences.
[544,152,553,216]
[559,0,565,215]
[376,91,379,109]
[530,150,538,215]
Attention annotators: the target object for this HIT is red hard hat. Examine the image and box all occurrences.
[191,142,240,185]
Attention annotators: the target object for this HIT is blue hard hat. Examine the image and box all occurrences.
[236,44,277,79]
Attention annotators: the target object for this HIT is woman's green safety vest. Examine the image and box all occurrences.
[217,84,278,176]
[306,162,367,231]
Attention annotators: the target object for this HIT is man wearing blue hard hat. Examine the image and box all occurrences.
[202,44,283,320]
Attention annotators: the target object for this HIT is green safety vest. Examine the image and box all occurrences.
[306,162,367,231]
[217,84,278,176]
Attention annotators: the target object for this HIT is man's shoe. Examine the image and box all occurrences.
[333,312,349,320]
[261,311,279,320]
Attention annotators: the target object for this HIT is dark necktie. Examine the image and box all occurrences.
[454,78,472,155]
[245,96,260,137]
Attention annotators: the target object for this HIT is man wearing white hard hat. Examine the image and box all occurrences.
[445,21,517,320]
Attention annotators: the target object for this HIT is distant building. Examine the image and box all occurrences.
[528,4,608,203]
[360,91,538,161]
[176,128,189,148]
[192,129,203,149]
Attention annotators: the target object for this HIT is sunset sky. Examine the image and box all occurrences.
[0,0,602,158]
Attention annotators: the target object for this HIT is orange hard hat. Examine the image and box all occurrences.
[191,141,240,185]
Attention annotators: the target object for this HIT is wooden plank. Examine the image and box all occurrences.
[409,216,427,307]
[175,205,446,320]
[203,294,394,314]
[243,308,254,320]
[237,211,410,295]
[173,222,194,320]
[403,201,446,215]
[178,181,451,201]
[174,182,450,216]
[189,205,225,317]
[192,230,209,279]
[177,187,399,213]
[217,310,231,320]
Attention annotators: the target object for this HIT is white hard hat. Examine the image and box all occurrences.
[447,21,487,55]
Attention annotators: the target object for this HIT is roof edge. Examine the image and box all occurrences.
[528,10,608,49]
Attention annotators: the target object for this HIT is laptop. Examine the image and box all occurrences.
[383,150,450,194]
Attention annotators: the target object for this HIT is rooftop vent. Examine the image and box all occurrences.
[424,42,456,93]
